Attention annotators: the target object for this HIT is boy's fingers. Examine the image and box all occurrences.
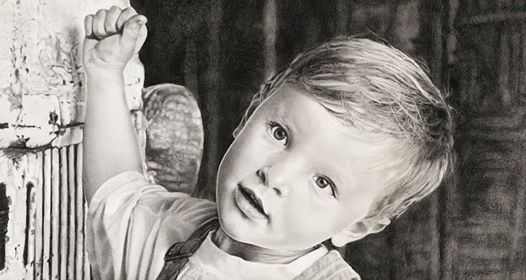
[121,14,147,47]
[104,6,122,34]
[93,9,108,39]
[116,7,137,32]
[83,15,97,53]
[84,15,94,37]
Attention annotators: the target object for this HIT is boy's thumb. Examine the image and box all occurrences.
[121,15,147,49]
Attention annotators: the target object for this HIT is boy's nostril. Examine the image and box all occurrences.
[256,167,267,183]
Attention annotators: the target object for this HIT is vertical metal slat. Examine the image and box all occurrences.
[79,144,91,279]
[67,146,76,279]
[34,151,43,280]
[60,148,68,280]
[51,148,60,279]
[18,144,91,278]
[24,152,40,279]
[75,144,84,280]
[43,149,52,279]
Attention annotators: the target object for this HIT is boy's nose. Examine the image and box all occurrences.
[256,166,289,196]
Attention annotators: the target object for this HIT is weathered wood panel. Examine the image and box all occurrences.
[451,0,526,278]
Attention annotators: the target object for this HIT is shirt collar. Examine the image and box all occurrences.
[189,231,329,279]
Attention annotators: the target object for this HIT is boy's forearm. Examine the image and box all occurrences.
[83,68,142,203]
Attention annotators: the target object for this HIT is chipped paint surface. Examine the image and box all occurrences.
[0,0,145,278]
[0,0,144,149]
[0,150,39,278]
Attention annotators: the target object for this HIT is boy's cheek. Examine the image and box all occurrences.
[285,204,344,236]
[228,138,270,169]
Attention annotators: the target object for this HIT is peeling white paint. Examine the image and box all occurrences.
[0,0,145,278]
[0,0,144,149]
[0,151,42,279]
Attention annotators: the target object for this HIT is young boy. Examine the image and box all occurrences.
[83,7,453,280]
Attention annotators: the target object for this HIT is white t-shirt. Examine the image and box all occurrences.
[86,171,329,280]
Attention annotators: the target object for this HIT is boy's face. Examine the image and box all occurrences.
[216,83,398,251]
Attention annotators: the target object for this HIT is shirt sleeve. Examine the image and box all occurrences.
[86,171,217,280]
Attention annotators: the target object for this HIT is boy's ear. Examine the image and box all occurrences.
[331,217,391,247]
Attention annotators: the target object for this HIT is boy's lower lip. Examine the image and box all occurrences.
[234,186,268,220]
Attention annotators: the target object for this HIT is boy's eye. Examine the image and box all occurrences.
[268,123,288,145]
[314,176,336,197]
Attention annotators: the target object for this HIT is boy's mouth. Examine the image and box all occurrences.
[237,184,268,217]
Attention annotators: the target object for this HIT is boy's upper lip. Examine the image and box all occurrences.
[237,183,268,216]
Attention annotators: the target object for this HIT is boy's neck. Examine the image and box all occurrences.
[212,228,317,264]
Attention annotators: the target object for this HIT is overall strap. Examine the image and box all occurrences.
[156,218,220,280]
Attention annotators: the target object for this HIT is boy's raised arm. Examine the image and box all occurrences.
[82,6,147,203]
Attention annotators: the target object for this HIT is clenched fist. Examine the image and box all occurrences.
[83,6,147,72]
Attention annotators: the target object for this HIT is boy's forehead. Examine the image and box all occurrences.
[260,83,340,127]
[262,83,397,146]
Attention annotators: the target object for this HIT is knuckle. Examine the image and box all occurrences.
[93,30,105,38]
[104,18,116,30]
[92,24,106,37]
[104,23,115,32]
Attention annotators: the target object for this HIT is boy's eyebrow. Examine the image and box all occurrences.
[271,107,297,132]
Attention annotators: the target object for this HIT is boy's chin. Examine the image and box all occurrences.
[218,223,318,252]
[217,215,271,246]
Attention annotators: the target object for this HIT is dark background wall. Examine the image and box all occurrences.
[131,0,526,279]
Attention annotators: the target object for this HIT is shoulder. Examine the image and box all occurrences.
[89,170,215,218]
[97,171,217,241]
[86,171,217,279]
[295,250,361,280]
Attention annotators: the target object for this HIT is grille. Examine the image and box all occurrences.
[26,144,90,279]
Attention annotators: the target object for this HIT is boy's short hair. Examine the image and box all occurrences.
[233,37,454,220]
